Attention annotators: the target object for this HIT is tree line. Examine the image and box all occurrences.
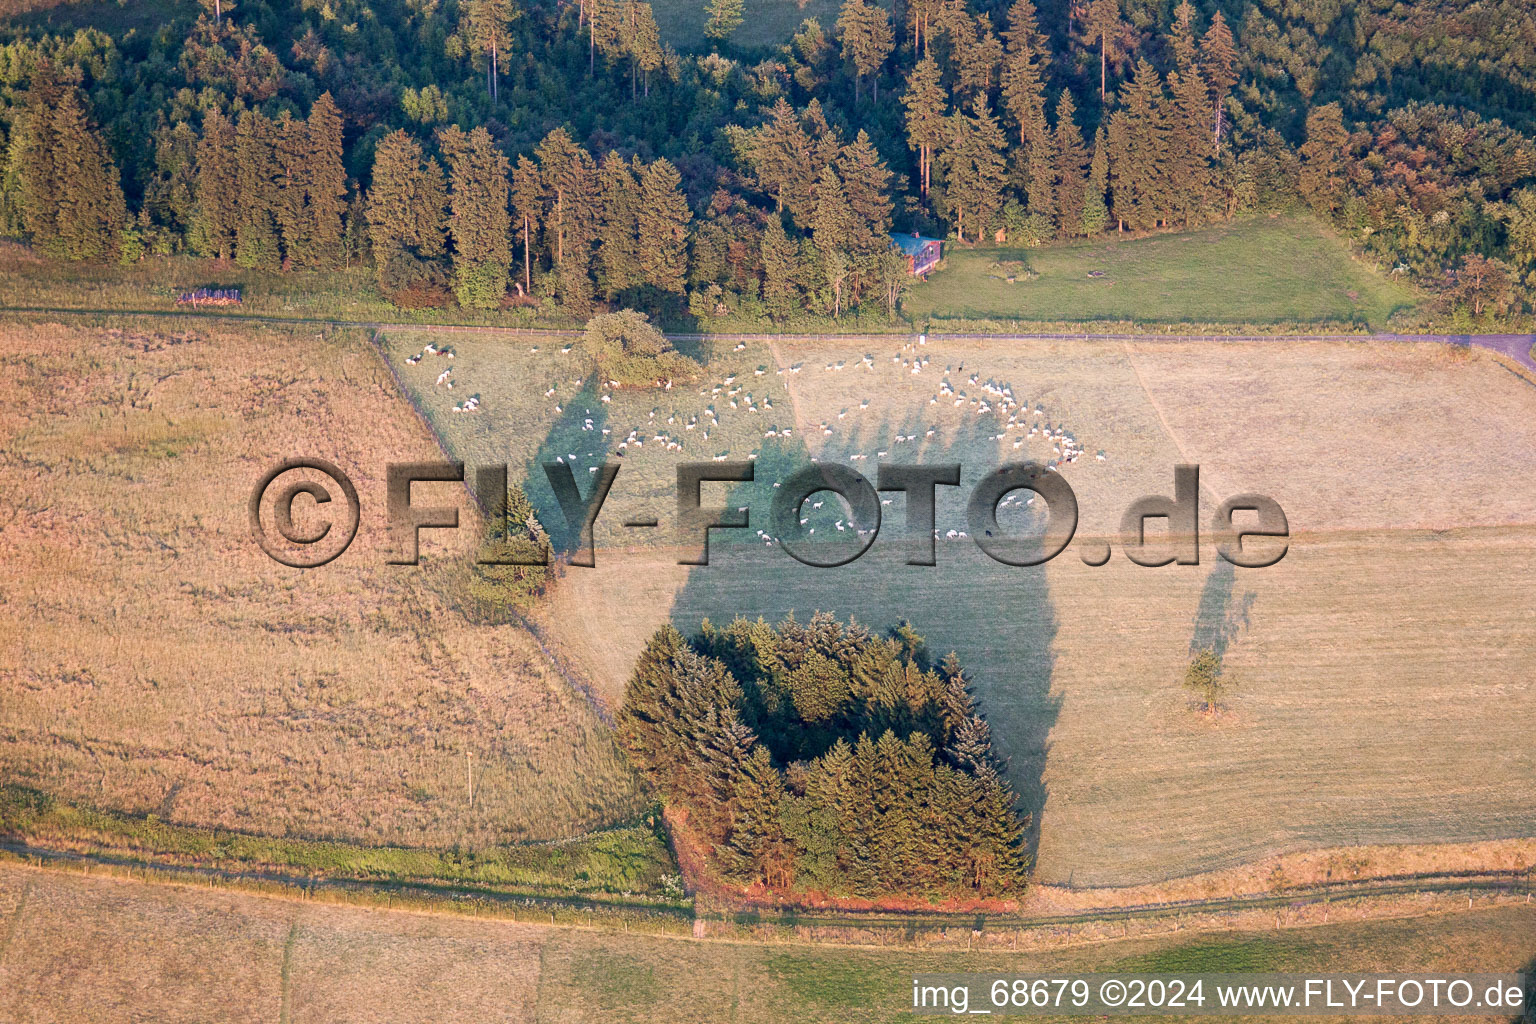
[618,615,1028,898]
[0,0,1532,322]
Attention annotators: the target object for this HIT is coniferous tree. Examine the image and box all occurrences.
[1053,91,1088,237]
[902,58,947,198]
[439,125,512,307]
[1082,122,1110,235]
[1000,6,1053,227]
[1199,11,1238,150]
[939,101,1007,242]
[760,216,799,319]
[1299,103,1350,213]
[1082,0,1131,103]
[636,157,690,294]
[462,0,517,101]
[300,92,348,269]
[234,110,282,269]
[703,0,743,44]
[836,0,894,103]
[193,108,239,259]
[510,155,542,296]
[36,90,126,261]
[596,151,641,296]
[144,121,199,253]
[367,129,449,303]
[835,130,893,263]
[535,127,598,269]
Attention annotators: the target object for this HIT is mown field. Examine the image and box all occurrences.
[388,328,1536,887]
[903,216,1421,328]
[0,319,651,853]
[0,867,1531,1023]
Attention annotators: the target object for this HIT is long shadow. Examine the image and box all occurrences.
[1189,559,1256,667]
[668,407,1062,869]
[522,379,610,556]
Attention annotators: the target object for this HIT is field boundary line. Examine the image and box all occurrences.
[0,842,1530,949]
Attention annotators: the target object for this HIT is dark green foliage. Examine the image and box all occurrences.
[617,614,1029,899]
[581,308,700,386]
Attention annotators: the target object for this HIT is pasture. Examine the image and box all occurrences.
[1,866,1533,1023]
[902,216,1421,328]
[0,320,649,852]
[390,327,1536,887]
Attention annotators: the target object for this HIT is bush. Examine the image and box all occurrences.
[378,250,450,308]
[581,309,700,387]
[454,260,508,310]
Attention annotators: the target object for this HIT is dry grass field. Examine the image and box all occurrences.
[390,329,1536,887]
[1,866,1532,1023]
[0,319,648,849]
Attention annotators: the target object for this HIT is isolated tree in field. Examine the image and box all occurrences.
[439,125,512,307]
[836,0,894,103]
[581,309,700,385]
[367,129,449,304]
[703,0,743,44]
[902,58,946,197]
[1053,91,1088,237]
[1298,103,1349,213]
[462,0,517,101]
[1199,11,1238,150]
[636,157,691,294]
[1183,647,1230,714]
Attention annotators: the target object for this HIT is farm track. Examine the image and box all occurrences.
[0,303,1532,372]
[2,840,1531,942]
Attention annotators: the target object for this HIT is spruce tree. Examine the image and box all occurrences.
[302,92,348,269]
[438,125,512,307]
[534,127,598,267]
[1199,11,1238,151]
[510,155,542,296]
[1083,0,1130,103]
[234,110,282,270]
[462,0,517,102]
[836,0,894,103]
[901,58,946,198]
[636,157,690,294]
[44,91,127,261]
[1053,91,1088,237]
[834,130,893,260]
[1299,103,1350,213]
[596,151,641,297]
[1082,123,1110,235]
[193,108,239,260]
[938,102,1007,242]
[759,216,799,319]
[703,0,743,44]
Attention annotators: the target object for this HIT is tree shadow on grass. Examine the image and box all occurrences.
[666,410,1062,869]
[1189,558,1256,667]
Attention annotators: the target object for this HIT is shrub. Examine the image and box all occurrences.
[581,309,700,387]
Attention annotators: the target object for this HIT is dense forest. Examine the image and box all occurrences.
[617,615,1028,898]
[1,0,1534,322]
